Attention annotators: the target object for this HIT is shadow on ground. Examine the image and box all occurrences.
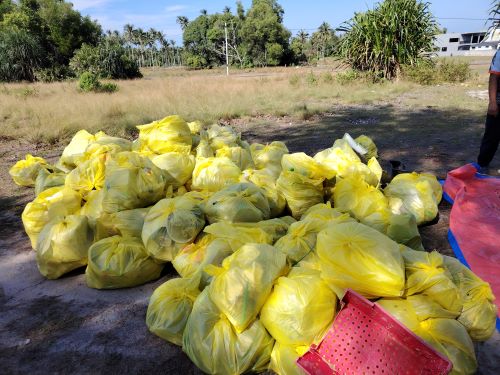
[234,103,498,179]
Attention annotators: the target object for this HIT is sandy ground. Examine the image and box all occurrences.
[1,103,499,374]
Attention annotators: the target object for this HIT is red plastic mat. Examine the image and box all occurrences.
[443,163,500,324]
[297,290,452,375]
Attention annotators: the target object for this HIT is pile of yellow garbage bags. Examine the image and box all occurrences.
[10,115,497,375]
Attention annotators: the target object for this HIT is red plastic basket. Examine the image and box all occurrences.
[297,290,452,375]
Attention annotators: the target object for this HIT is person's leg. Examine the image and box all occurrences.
[477,114,500,167]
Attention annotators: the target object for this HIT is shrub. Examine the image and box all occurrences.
[78,72,118,93]
[70,42,142,79]
[321,72,334,83]
[336,70,358,85]
[0,29,43,82]
[403,59,472,85]
[78,72,101,92]
[306,71,318,85]
[439,59,471,83]
[100,82,118,93]
[403,62,437,85]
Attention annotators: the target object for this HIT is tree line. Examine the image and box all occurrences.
[1,0,456,82]
[178,0,339,68]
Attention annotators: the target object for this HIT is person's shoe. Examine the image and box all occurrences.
[477,166,490,175]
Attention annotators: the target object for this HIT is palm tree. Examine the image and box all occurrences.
[297,30,309,44]
[123,23,135,61]
[223,6,231,14]
[318,22,332,59]
[177,16,189,30]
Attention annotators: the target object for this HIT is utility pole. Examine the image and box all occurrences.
[224,22,229,76]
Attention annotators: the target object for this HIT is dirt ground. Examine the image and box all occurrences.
[1,103,499,374]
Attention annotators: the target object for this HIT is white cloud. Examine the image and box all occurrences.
[71,0,110,11]
[165,5,188,13]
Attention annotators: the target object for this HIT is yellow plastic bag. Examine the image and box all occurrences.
[313,139,360,178]
[250,141,289,178]
[35,215,93,279]
[301,202,350,221]
[65,152,108,196]
[173,235,233,288]
[241,168,286,217]
[275,216,351,264]
[402,249,463,315]
[142,196,205,262]
[95,207,150,241]
[9,154,50,187]
[443,256,497,341]
[407,295,460,321]
[317,222,405,298]
[355,135,378,160]
[151,152,195,188]
[203,182,271,224]
[206,124,239,150]
[146,276,201,346]
[85,235,163,289]
[58,129,96,169]
[187,120,202,134]
[191,157,241,192]
[203,222,274,251]
[261,268,336,346]
[207,243,288,333]
[385,172,441,225]
[281,153,334,180]
[182,289,274,375]
[418,318,477,375]
[333,176,388,220]
[102,152,167,213]
[22,186,82,249]
[216,146,254,170]
[276,171,325,219]
[269,342,308,375]
[195,131,214,158]
[79,189,105,230]
[35,168,66,196]
[376,298,421,332]
[385,212,424,250]
[136,115,192,154]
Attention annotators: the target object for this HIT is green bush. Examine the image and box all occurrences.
[403,59,472,85]
[100,82,118,93]
[306,71,318,85]
[78,72,101,92]
[336,70,358,85]
[403,63,437,85]
[70,42,141,79]
[78,72,117,93]
[0,29,43,82]
[439,59,471,83]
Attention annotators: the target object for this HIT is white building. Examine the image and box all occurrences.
[434,28,500,57]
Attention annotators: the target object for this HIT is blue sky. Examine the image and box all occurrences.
[71,0,494,43]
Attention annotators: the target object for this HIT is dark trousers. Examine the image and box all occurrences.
[478,114,500,167]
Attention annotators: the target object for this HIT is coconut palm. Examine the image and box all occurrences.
[177,16,189,30]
